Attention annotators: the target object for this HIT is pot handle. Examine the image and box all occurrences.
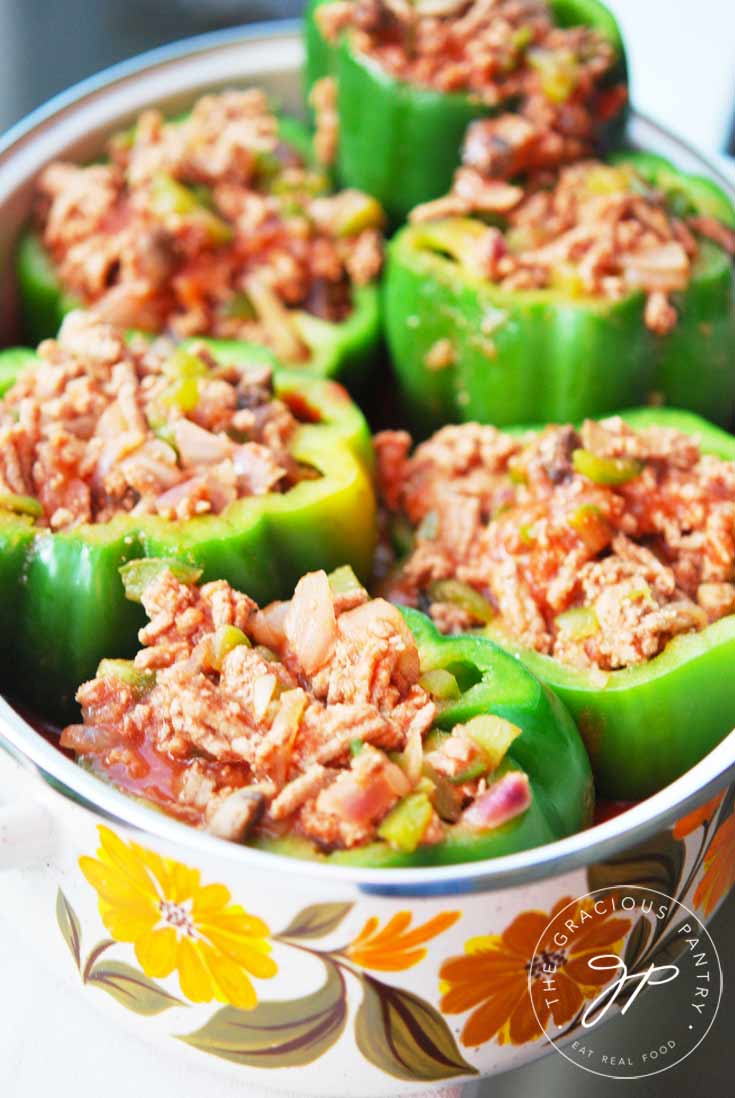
[0,744,55,871]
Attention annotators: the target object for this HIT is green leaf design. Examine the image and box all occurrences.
[55,888,82,970]
[280,902,354,940]
[354,974,477,1081]
[622,915,651,971]
[587,829,686,900]
[180,960,347,1068]
[87,961,185,1015]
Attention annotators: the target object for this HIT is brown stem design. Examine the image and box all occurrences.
[82,938,115,984]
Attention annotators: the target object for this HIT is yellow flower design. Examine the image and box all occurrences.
[346,910,460,971]
[80,826,277,1009]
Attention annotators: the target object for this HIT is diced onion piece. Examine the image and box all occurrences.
[429,579,495,624]
[572,448,643,486]
[119,557,202,603]
[462,772,532,831]
[463,714,522,771]
[377,792,434,853]
[0,492,42,518]
[252,673,278,722]
[244,272,308,363]
[284,570,337,675]
[60,724,122,756]
[173,419,232,467]
[419,668,461,701]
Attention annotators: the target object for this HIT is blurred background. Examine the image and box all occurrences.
[0,2,733,1096]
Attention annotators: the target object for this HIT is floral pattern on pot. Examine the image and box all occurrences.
[438,898,631,1048]
[61,825,473,1082]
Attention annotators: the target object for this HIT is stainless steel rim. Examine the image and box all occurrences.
[0,23,734,897]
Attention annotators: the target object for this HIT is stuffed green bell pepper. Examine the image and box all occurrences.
[17,88,384,392]
[305,0,628,223]
[61,564,592,865]
[375,407,735,800]
[384,155,735,431]
[0,319,376,721]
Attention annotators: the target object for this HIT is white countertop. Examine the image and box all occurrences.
[2,3,734,1097]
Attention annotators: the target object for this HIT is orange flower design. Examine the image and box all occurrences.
[346,910,460,971]
[673,792,725,839]
[693,811,735,917]
[440,897,631,1047]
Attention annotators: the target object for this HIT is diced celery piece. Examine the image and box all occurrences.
[119,558,202,602]
[222,292,256,320]
[0,492,43,518]
[449,758,490,785]
[150,174,233,246]
[163,348,209,380]
[333,191,385,237]
[211,625,251,671]
[528,47,579,103]
[328,564,366,597]
[96,658,155,696]
[567,503,610,551]
[162,376,200,413]
[419,668,461,701]
[463,714,522,770]
[349,738,364,757]
[377,793,433,853]
[572,449,644,486]
[555,605,600,640]
[390,513,415,557]
[429,579,495,624]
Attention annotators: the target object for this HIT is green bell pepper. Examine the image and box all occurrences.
[473,407,735,801]
[255,607,593,866]
[16,116,381,394]
[383,154,735,433]
[305,0,628,223]
[0,350,377,722]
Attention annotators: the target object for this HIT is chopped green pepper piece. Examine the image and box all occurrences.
[0,492,43,518]
[349,737,364,757]
[377,792,433,853]
[572,448,644,485]
[429,579,495,624]
[96,658,156,697]
[120,558,203,603]
[210,625,251,671]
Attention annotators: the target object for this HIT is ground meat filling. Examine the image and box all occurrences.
[0,314,315,529]
[410,160,735,334]
[376,418,735,673]
[34,89,383,353]
[60,568,530,848]
[315,0,625,172]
